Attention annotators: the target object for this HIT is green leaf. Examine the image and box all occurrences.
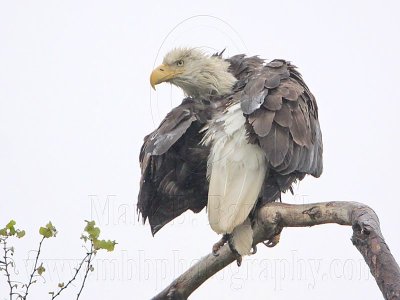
[0,220,23,236]
[37,263,45,276]
[39,221,57,238]
[80,234,88,242]
[5,220,16,235]
[39,227,52,238]
[16,230,26,238]
[5,220,16,229]
[84,220,100,240]
[93,239,116,252]
[46,222,57,236]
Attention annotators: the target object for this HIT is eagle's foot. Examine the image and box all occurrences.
[236,256,242,267]
[212,234,229,256]
[263,232,281,248]
[226,234,243,266]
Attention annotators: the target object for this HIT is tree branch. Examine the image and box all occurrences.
[2,237,15,300]
[23,236,45,300]
[51,250,90,299]
[152,201,400,300]
[76,243,94,300]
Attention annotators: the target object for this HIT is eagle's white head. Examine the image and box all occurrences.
[150,48,237,98]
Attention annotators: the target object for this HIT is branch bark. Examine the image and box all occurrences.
[152,201,400,300]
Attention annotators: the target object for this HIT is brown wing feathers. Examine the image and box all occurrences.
[138,98,211,234]
[227,56,323,204]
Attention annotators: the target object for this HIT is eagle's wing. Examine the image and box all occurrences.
[228,57,323,205]
[138,98,210,235]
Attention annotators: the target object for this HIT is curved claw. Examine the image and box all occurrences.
[226,235,243,267]
[263,233,281,248]
[212,234,229,256]
[236,256,242,267]
[250,245,257,254]
[263,240,276,248]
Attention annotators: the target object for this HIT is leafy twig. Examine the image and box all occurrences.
[0,221,25,300]
[51,221,115,299]
[0,220,115,300]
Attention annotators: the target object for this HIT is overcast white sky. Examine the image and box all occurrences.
[1,1,400,299]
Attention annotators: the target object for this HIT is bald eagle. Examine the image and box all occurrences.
[138,48,323,258]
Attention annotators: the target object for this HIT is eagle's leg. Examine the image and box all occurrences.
[212,234,229,256]
[212,234,244,266]
[227,235,244,266]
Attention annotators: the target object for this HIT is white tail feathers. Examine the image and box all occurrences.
[207,144,266,233]
[207,124,266,234]
[205,102,266,255]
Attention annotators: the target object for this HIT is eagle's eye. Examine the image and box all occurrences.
[176,60,184,67]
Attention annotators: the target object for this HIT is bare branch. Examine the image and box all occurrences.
[2,237,15,300]
[76,243,94,300]
[50,242,94,300]
[22,236,45,300]
[152,201,400,300]
[50,252,90,299]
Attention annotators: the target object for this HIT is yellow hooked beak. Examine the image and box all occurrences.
[150,64,181,90]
